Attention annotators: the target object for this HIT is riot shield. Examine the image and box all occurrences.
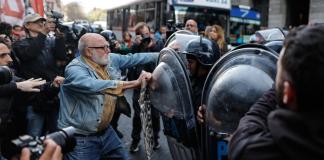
[264,40,284,54]
[255,28,286,43]
[202,45,278,160]
[149,47,199,160]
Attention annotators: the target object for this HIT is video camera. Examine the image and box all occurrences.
[12,127,76,160]
[50,10,68,33]
[50,10,79,61]
[141,34,152,45]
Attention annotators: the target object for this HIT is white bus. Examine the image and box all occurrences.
[107,0,231,39]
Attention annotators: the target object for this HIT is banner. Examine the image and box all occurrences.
[30,0,44,17]
[0,0,25,26]
[171,0,231,10]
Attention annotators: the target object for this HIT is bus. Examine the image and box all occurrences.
[107,0,231,39]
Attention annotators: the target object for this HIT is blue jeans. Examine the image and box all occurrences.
[64,125,129,160]
[26,106,58,137]
[26,106,44,136]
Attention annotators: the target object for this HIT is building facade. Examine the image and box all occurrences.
[233,0,324,28]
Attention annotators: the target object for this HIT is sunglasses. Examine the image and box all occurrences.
[0,52,11,58]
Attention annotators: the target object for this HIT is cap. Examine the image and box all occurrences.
[23,13,46,25]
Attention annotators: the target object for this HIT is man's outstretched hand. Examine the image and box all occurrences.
[16,78,46,92]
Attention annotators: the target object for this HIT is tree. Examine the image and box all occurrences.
[63,2,86,21]
[87,8,106,22]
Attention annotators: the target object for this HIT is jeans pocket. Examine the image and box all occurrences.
[76,138,86,146]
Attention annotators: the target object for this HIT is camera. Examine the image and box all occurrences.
[50,10,66,32]
[141,34,152,46]
[12,127,76,159]
[51,10,64,19]
[109,39,117,51]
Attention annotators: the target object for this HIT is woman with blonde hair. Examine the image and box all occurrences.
[206,24,228,56]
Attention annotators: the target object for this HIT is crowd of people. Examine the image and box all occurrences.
[1,12,324,160]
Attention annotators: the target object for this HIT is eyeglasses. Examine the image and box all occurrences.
[88,45,110,50]
[186,24,195,27]
[0,52,11,58]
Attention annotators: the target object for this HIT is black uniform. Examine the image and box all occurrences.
[229,88,324,160]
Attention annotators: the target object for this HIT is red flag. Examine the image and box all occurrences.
[30,0,44,16]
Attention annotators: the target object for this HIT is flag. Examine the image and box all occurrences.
[0,0,25,26]
[30,0,44,17]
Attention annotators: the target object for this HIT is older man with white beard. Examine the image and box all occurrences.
[58,33,157,160]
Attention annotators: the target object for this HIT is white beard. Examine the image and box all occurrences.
[91,52,109,66]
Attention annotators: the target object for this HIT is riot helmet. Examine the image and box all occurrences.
[72,23,87,39]
[183,37,220,67]
[100,30,117,42]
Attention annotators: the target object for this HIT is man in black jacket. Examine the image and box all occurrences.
[13,13,66,137]
[229,25,324,160]
[0,42,63,159]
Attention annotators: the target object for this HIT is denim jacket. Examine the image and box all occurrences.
[58,52,158,134]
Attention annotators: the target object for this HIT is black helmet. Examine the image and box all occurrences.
[100,30,117,42]
[183,37,220,66]
[72,23,87,39]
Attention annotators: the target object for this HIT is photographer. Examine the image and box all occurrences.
[45,12,68,67]
[47,11,78,63]
[12,13,66,137]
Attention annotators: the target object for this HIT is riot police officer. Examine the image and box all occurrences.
[183,37,220,109]
[183,37,220,159]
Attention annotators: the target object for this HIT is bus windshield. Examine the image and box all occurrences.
[173,6,229,34]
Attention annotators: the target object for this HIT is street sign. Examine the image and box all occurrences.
[230,6,260,20]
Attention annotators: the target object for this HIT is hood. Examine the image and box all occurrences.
[268,109,324,159]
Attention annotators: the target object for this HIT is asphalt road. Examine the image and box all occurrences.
[118,89,172,160]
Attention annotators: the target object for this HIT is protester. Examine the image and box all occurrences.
[154,26,167,43]
[185,19,198,34]
[58,33,158,159]
[206,25,228,56]
[11,25,25,42]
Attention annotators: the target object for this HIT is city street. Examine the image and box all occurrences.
[119,89,172,160]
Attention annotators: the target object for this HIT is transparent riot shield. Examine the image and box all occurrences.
[148,47,200,160]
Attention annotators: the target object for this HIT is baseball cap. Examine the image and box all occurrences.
[23,13,46,25]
